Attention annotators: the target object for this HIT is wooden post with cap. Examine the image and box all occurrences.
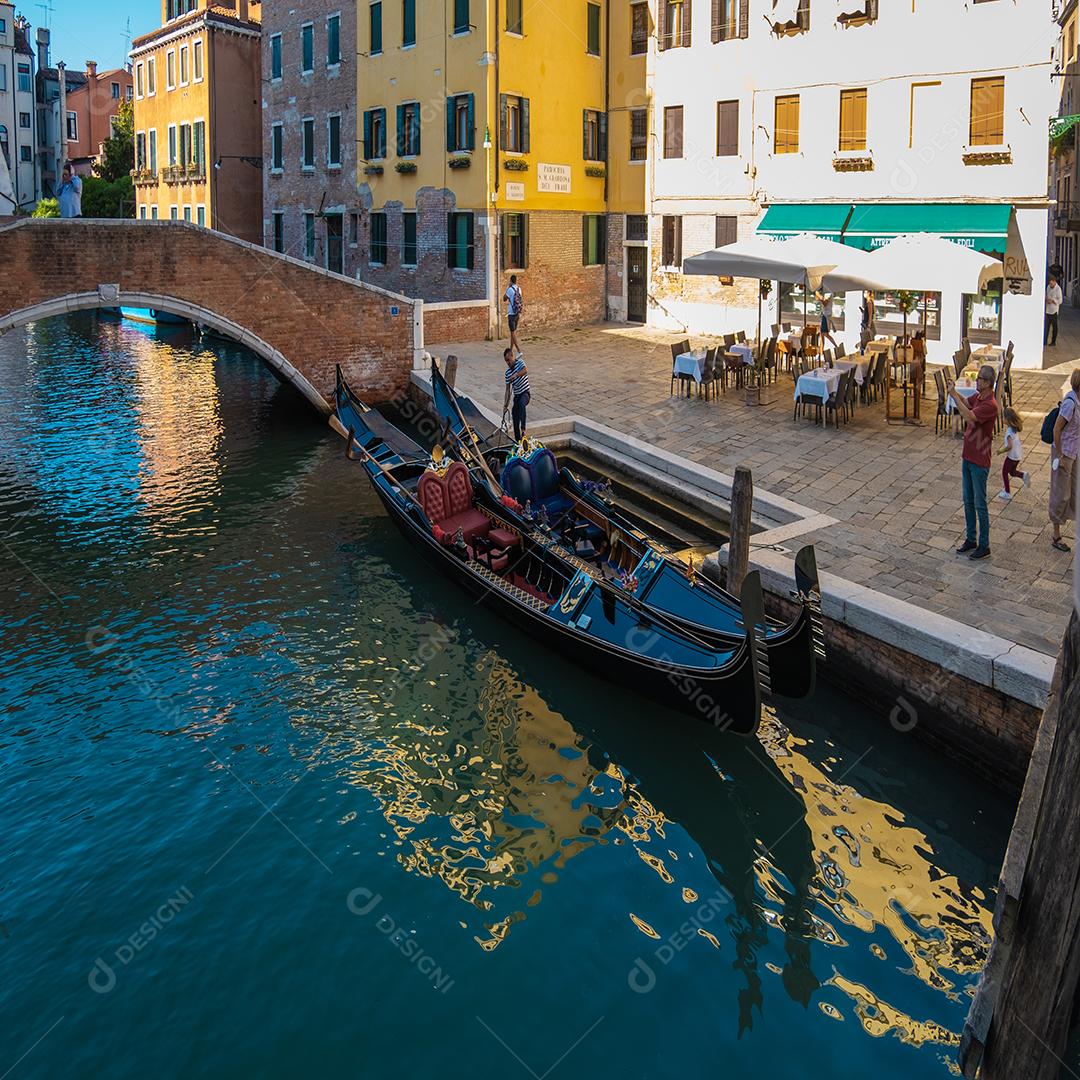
[727,465,753,595]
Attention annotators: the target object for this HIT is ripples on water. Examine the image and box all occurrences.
[0,315,1010,1079]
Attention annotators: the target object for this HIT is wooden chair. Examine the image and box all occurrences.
[952,350,967,378]
[961,339,972,363]
[771,323,781,338]
[670,339,690,362]
[735,330,747,344]
[801,324,822,362]
[722,333,737,350]
[835,343,847,359]
[933,369,950,435]
[670,339,693,396]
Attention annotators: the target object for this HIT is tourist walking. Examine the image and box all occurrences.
[948,364,999,560]
[997,407,1029,502]
[505,275,524,354]
[1045,274,1063,347]
[503,348,530,443]
[859,290,876,351]
[817,291,838,350]
[57,164,83,219]
[1049,368,1080,552]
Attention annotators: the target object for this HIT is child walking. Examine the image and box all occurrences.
[998,407,1030,501]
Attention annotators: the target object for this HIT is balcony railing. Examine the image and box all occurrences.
[130,168,158,186]
[161,162,207,183]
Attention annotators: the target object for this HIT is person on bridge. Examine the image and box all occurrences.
[503,347,530,444]
[57,165,82,219]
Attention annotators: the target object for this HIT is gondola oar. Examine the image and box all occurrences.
[432,359,504,494]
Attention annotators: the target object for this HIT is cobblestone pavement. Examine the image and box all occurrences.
[439,323,1078,657]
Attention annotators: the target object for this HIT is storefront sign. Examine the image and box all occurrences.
[537,164,571,194]
[1004,215,1032,296]
[505,182,525,201]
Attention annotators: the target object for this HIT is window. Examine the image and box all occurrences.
[136,131,146,169]
[168,124,177,165]
[179,45,189,85]
[126,86,133,100]
[402,211,418,265]
[447,212,474,268]
[273,212,285,252]
[397,102,421,156]
[302,117,315,168]
[184,205,192,223]
[179,122,191,169]
[364,108,387,158]
[149,130,158,173]
[0,17,5,32]
[140,206,147,220]
[838,88,867,151]
[302,23,314,72]
[17,62,30,93]
[583,109,606,161]
[715,214,736,247]
[659,0,690,50]
[447,93,475,151]
[328,13,341,62]
[148,58,156,95]
[507,0,523,34]
[454,0,470,34]
[197,205,205,228]
[774,94,799,154]
[328,114,342,165]
[503,212,528,268]
[19,112,29,129]
[305,212,316,259]
[716,99,738,156]
[908,80,940,149]
[0,65,6,93]
[371,212,388,263]
[170,205,179,220]
[193,120,205,172]
[350,213,359,245]
[626,214,648,241]
[587,3,601,54]
[630,109,647,161]
[663,105,683,158]
[271,122,284,169]
[20,145,31,163]
[711,0,737,41]
[166,50,176,89]
[370,3,383,53]
[402,0,416,45]
[136,62,144,98]
[66,112,78,141]
[970,76,1004,146]
[193,40,203,80]
[270,34,282,79]
[500,94,530,153]
[582,214,606,265]
[661,215,681,266]
[0,125,7,167]
[631,3,648,53]
[151,206,158,219]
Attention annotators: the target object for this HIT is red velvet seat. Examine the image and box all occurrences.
[418,462,519,556]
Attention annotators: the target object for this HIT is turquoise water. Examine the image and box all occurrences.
[0,314,1012,1079]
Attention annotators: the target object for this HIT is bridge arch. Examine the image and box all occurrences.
[0,219,422,415]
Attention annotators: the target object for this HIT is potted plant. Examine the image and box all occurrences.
[364,164,384,175]
[503,158,528,172]
[584,164,605,178]
[395,160,418,174]
[448,155,471,169]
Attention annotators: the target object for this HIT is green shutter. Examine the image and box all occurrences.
[466,94,475,150]
[499,95,508,150]
[396,104,405,155]
[446,96,455,150]
[364,110,372,159]
[582,110,589,160]
[598,111,607,160]
[521,98,531,152]
[466,213,474,269]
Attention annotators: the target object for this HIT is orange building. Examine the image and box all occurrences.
[130,0,262,241]
[64,62,134,176]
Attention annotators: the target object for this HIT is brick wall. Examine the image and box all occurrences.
[605,212,627,321]
[424,303,489,345]
[0,220,417,406]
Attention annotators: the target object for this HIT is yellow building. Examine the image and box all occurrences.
[131,0,263,243]
[354,0,647,335]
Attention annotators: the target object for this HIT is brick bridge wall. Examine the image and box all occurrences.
[0,219,421,412]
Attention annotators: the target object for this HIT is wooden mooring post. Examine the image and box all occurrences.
[959,608,1080,1078]
[727,466,752,595]
[443,354,459,389]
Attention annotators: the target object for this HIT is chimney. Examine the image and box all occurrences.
[86,60,98,80]
[36,26,49,70]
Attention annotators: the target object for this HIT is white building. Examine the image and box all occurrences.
[646,0,1056,367]
[0,4,39,211]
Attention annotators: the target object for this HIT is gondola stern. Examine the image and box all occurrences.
[735,569,769,736]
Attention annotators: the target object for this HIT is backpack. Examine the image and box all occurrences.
[1042,406,1060,445]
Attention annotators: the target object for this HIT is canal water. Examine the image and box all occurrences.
[1,314,1012,1079]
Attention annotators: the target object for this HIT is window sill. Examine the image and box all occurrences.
[326,62,342,70]
[328,164,342,171]
[300,68,314,76]
[962,143,1012,165]
[400,43,416,51]
[505,30,524,38]
[451,29,471,37]
[401,262,418,269]
[833,151,874,172]
[301,166,316,172]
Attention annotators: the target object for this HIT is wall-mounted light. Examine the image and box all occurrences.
[214,155,263,170]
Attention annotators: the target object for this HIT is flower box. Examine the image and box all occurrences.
[503,158,528,172]
[395,160,418,174]
[448,155,471,169]
[584,164,606,178]
[363,164,384,175]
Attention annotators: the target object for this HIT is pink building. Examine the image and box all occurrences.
[64,61,133,175]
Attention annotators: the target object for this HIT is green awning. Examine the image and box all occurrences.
[757,204,852,241]
[842,204,1011,254]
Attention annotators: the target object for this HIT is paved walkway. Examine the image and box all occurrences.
[441,325,1077,657]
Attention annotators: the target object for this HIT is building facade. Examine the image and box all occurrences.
[341,0,645,338]
[647,0,1055,366]
[0,6,39,211]
[1051,0,1079,307]
[261,0,358,274]
[131,0,262,240]
[62,61,134,176]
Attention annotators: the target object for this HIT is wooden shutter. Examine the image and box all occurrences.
[738,0,749,36]
[867,0,878,20]
[673,217,682,266]
[466,213,474,269]
[521,98,531,152]
[523,213,529,268]
[970,76,1004,146]
[377,109,386,157]
[598,111,607,160]
[797,0,809,29]
[715,214,736,248]
[396,104,405,155]
[658,0,668,50]
[680,0,692,46]
[466,93,475,149]
[664,106,683,158]
[446,97,456,151]
[839,88,866,151]
[499,94,508,150]
[711,0,719,43]
[582,110,590,160]
[717,99,738,156]
[775,95,799,153]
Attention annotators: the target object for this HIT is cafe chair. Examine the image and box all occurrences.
[835,343,847,359]
[952,350,967,378]
[825,370,852,429]
[669,339,693,396]
[933,370,951,435]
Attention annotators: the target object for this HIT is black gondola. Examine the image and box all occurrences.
[428,361,824,698]
[335,367,769,734]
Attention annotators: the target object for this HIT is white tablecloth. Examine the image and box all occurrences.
[673,352,706,383]
[946,381,979,414]
[794,370,841,402]
[973,345,1005,363]
[832,358,869,386]
[728,344,754,364]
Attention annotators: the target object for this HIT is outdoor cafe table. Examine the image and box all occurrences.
[832,357,869,385]
[728,343,754,365]
[946,377,979,414]
[673,350,707,392]
[973,344,1005,364]
[794,367,841,425]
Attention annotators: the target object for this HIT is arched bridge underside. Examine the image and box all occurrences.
[0,219,421,415]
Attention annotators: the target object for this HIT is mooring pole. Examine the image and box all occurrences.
[443,354,459,389]
[728,465,752,595]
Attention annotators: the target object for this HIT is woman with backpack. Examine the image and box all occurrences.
[1048,368,1080,552]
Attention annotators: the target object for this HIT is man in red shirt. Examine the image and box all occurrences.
[949,364,999,560]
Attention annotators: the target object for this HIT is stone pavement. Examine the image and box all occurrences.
[439,324,1077,658]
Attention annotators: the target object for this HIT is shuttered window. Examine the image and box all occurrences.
[715,215,736,247]
[363,108,387,159]
[370,213,387,264]
[402,0,415,46]
[397,102,421,156]
[774,94,799,154]
[630,109,647,161]
[503,213,528,269]
[301,23,313,72]
[582,215,606,266]
[500,94,530,153]
[659,0,691,49]
[716,99,738,156]
[370,3,382,53]
[583,109,606,161]
[446,93,475,152]
[630,2,648,52]
[661,216,682,267]
[711,0,736,41]
[507,0,523,33]
[587,3,601,54]
[328,14,341,62]
[453,0,470,33]
[302,117,315,168]
[663,105,683,158]
[838,88,867,151]
[448,212,475,269]
[969,76,1004,146]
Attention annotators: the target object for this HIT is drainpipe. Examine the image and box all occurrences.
[208,21,217,227]
[602,0,610,318]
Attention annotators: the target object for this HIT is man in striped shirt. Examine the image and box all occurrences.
[503,348,531,442]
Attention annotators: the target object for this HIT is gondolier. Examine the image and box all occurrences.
[503,348,530,443]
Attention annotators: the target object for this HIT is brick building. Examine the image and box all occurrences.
[62,61,134,176]
[261,0,357,274]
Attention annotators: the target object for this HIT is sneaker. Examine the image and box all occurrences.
[969,547,991,561]
[996,490,1012,501]
[956,540,977,554]
[1023,472,1031,488]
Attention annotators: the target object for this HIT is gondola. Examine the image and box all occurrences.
[428,361,824,698]
[335,366,769,735]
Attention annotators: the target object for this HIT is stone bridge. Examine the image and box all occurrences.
[0,219,423,414]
